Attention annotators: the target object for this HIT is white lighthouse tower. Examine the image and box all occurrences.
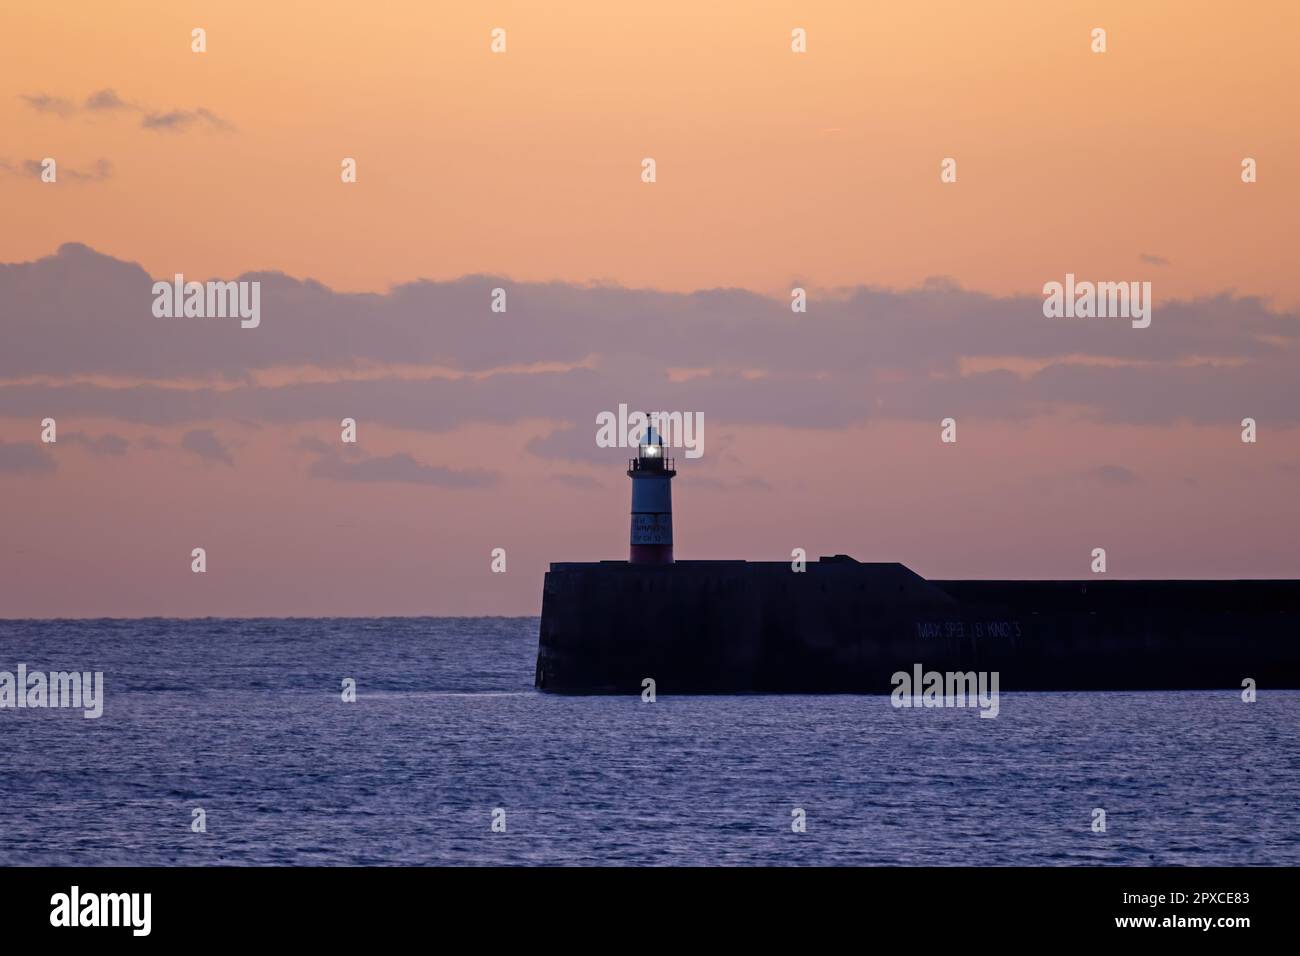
[627,417,677,564]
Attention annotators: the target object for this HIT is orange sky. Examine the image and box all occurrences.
[2,1,1297,300]
[1,2,1297,617]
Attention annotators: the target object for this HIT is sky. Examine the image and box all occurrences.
[1,1,1298,616]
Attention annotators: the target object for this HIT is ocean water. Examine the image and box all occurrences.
[1,617,1296,866]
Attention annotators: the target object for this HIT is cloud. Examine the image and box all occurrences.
[181,429,234,465]
[0,159,111,182]
[297,434,361,460]
[297,436,334,456]
[527,424,619,465]
[548,473,603,490]
[305,446,497,488]
[0,245,1297,457]
[62,432,130,456]
[63,159,112,181]
[1085,464,1140,485]
[0,440,55,474]
[20,93,74,116]
[19,90,231,132]
[1139,253,1171,267]
[83,88,130,111]
[141,107,232,132]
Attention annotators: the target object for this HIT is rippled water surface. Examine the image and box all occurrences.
[1,618,1296,865]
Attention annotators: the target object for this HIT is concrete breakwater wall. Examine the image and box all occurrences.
[535,559,1300,693]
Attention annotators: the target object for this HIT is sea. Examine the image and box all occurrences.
[1,617,1296,866]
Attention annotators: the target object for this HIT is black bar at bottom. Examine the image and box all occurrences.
[0,866,1283,942]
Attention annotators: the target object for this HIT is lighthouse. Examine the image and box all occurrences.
[627,418,676,564]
